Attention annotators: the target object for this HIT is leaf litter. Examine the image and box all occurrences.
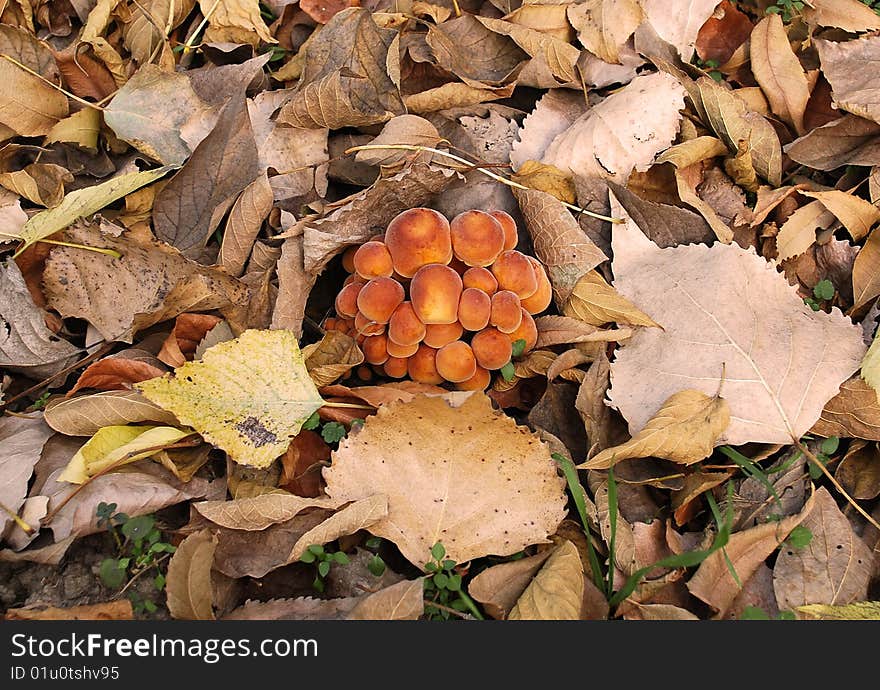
[1,0,880,623]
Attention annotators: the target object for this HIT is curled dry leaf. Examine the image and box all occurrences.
[43,224,247,343]
[346,579,424,621]
[508,540,584,620]
[641,0,726,61]
[567,0,642,65]
[44,390,180,436]
[514,187,607,304]
[607,191,866,445]
[773,487,874,611]
[853,227,880,311]
[158,314,223,368]
[288,494,388,562]
[324,393,567,569]
[835,441,880,500]
[67,356,166,396]
[800,190,880,242]
[535,315,632,349]
[354,115,442,168]
[303,331,364,388]
[467,550,552,620]
[0,414,53,537]
[563,270,661,328]
[816,37,880,125]
[775,199,837,262]
[166,529,217,620]
[541,72,686,184]
[580,390,730,469]
[785,115,880,171]
[608,182,715,248]
[812,377,880,441]
[218,172,274,278]
[802,0,880,32]
[137,330,324,469]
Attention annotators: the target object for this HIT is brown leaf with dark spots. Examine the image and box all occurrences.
[153,94,260,257]
[157,313,223,368]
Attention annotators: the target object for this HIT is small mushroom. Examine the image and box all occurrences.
[507,308,537,353]
[520,257,552,314]
[354,311,385,337]
[387,301,426,346]
[383,356,409,379]
[489,210,518,250]
[356,276,405,324]
[471,327,513,370]
[386,338,419,358]
[458,287,491,331]
[407,344,444,384]
[384,207,453,278]
[363,334,389,365]
[410,264,462,325]
[353,241,394,280]
[461,266,498,295]
[423,321,464,349]
[456,365,491,391]
[450,210,505,267]
[491,250,538,299]
[490,290,523,333]
[334,279,365,318]
[436,341,477,383]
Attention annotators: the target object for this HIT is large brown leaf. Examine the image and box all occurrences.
[323,393,567,569]
[42,224,248,343]
[773,488,874,610]
[816,37,880,125]
[803,0,880,32]
[607,190,865,445]
[785,115,880,171]
[153,94,260,256]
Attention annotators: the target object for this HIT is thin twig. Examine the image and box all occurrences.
[117,553,171,597]
[793,437,880,531]
[0,54,104,111]
[0,500,34,535]
[344,144,624,224]
[183,0,222,54]
[423,599,469,619]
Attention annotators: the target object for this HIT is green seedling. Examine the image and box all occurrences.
[303,412,349,444]
[364,536,386,577]
[96,502,175,614]
[500,338,527,382]
[784,525,813,550]
[300,544,350,593]
[809,436,839,480]
[423,542,484,620]
[766,0,804,23]
[740,605,796,620]
[804,280,835,311]
[694,57,723,81]
[31,391,50,410]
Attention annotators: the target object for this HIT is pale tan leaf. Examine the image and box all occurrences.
[535,315,632,348]
[567,0,643,64]
[673,168,736,244]
[580,389,730,469]
[541,73,686,184]
[44,390,179,436]
[4,600,134,620]
[199,0,274,46]
[137,330,324,469]
[323,393,567,569]
[219,172,273,277]
[354,115,441,167]
[0,415,53,536]
[640,0,725,61]
[467,550,552,619]
[303,331,364,388]
[816,37,880,125]
[797,601,880,620]
[852,226,880,310]
[773,487,874,610]
[812,377,880,441]
[289,495,388,562]
[655,136,728,168]
[563,270,661,327]
[166,529,216,620]
[403,83,515,114]
[514,188,607,304]
[775,199,836,262]
[42,224,247,343]
[687,493,814,616]
[801,189,880,241]
[607,190,865,445]
[508,541,584,620]
[804,0,880,33]
[271,236,309,339]
[696,76,782,186]
[346,579,425,620]
[195,494,343,531]
[750,15,810,135]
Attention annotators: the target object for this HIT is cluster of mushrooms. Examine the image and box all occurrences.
[323,207,551,389]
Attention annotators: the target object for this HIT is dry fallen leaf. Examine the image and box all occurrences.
[195,493,343,531]
[324,393,567,569]
[816,37,880,125]
[607,190,866,445]
[166,529,217,620]
[773,487,874,610]
[812,377,880,441]
[0,414,53,538]
[44,390,180,436]
[4,600,133,620]
[563,269,661,327]
[581,389,730,469]
[68,355,166,396]
[346,579,424,621]
[641,0,726,61]
[137,329,324,469]
[288,495,388,562]
[785,115,880,171]
[508,540,584,620]
[303,331,365,388]
[796,601,880,620]
[467,550,552,620]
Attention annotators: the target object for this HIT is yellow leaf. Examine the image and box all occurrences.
[508,541,584,620]
[510,160,576,204]
[563,270,661,328]
[797,601,880,620]
[579,389,730,469]
[136,329,324,469]
[58,425,191,484]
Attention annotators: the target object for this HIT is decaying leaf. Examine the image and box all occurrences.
[0,414,53,537]
[44,390,180,436]
[303,331,365,388]
[607,191,866,445]
[581,389,730,469]
[641,0,726,61]
[567,0,642,65]
[324,393,567,569]
[4,600,133,620]
[812,377,880,441]
[797,601,880,620]
[137,329,324,469]
[467,550,552,620]
[816,37,880,125]
[346,579,424,621]
[508,541,584,620]
[535,315,632,349]
[563,270,661,327]
[166,529,217,620]
[785,115,880,171]
[773,487,874,610]
[288,494,388,561]
[195,493,342,531]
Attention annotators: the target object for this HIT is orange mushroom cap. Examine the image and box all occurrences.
[354,311,385,337]
[383,356,409,379]
[450,210,506,267]
[335,279,365,319]
[341,245,358,273]
[436,341,477,383]
[490,290,524,333]
[461,266,498,295]
[489,210,518,250]
[455,365,491,391]
[471,327,513,370]
[384,208,453,278]
[407,344,444,384]
[386,338,419,358]
[387,301,426,347]
[458,288,491,331]
[356,276,405,324]
[423,321,464,349]
[520,257,553,315]
[507,308,537,353]
[410,264,463,325]
[363,334,390,365]
[353,241,394,280]
[491,250,538,299]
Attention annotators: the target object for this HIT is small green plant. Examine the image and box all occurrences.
[740,605,796,620]
[364,536,386,576]
[303,412,349,444]
[859,0,880,14]
[784,525,813,550]
[809,436,839,480]
[299,543,350,593]
[30,391,50,410]
[96,502,176,614]
[695,57,723,82]
[766,0,804,23]
[500,338,527,382]
[804,279,835,311]
[423,542,484,620]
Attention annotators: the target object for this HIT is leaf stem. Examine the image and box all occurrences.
[0,54,104,111]
[0,500,35,535]
[13,238,122,260]
[344,144,623,224]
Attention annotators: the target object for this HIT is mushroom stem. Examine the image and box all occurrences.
[345,144,624,224]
